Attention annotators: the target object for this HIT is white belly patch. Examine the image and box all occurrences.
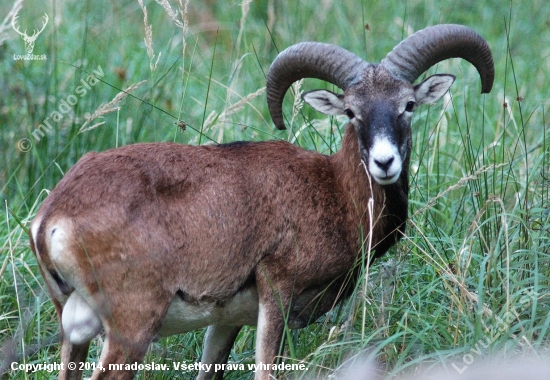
[158,285,259,337]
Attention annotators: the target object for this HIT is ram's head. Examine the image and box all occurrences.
[266,24,494,185]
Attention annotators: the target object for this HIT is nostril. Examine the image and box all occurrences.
[374,156,394,172]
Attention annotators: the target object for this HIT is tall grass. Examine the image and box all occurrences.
[1,0,550,378]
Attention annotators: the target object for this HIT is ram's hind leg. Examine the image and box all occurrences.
[86,290,173,379]
[59,336,91,380]
[91,332,151,379]
[197,324,242,380]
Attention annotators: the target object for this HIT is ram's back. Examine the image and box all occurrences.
[31,141,351,304]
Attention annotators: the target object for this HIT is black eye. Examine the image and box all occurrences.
[344,109,355,119]
[405,101,416,113]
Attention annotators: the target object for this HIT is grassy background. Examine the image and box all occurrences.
[1,0,550,378]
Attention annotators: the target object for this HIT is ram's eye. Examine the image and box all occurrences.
[344,109,355,119]
[405,101,416,113]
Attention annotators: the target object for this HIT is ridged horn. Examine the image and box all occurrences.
[381,24,494,94]
[266,42,370,130]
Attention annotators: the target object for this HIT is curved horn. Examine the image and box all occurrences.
[381,24,494,94]
[266,42,370,130]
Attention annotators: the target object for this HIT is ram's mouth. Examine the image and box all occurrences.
[372,172,400,185]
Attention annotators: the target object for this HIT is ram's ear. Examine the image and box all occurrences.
[414,74,455,105]
[302,90,345,115]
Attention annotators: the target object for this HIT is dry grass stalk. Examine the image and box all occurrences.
[155,0,184,29]
[236,0,252,51]
[155,0,189,57]
[79,80,147,133]
[289,79,304,131]
[203,86,266,132]
[138,0,161,71]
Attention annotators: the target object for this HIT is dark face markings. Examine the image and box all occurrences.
[344,68,416,185]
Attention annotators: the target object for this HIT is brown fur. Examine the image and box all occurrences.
[30,123,407,379]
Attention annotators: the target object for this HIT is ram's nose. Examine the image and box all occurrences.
[374,156,395,173]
